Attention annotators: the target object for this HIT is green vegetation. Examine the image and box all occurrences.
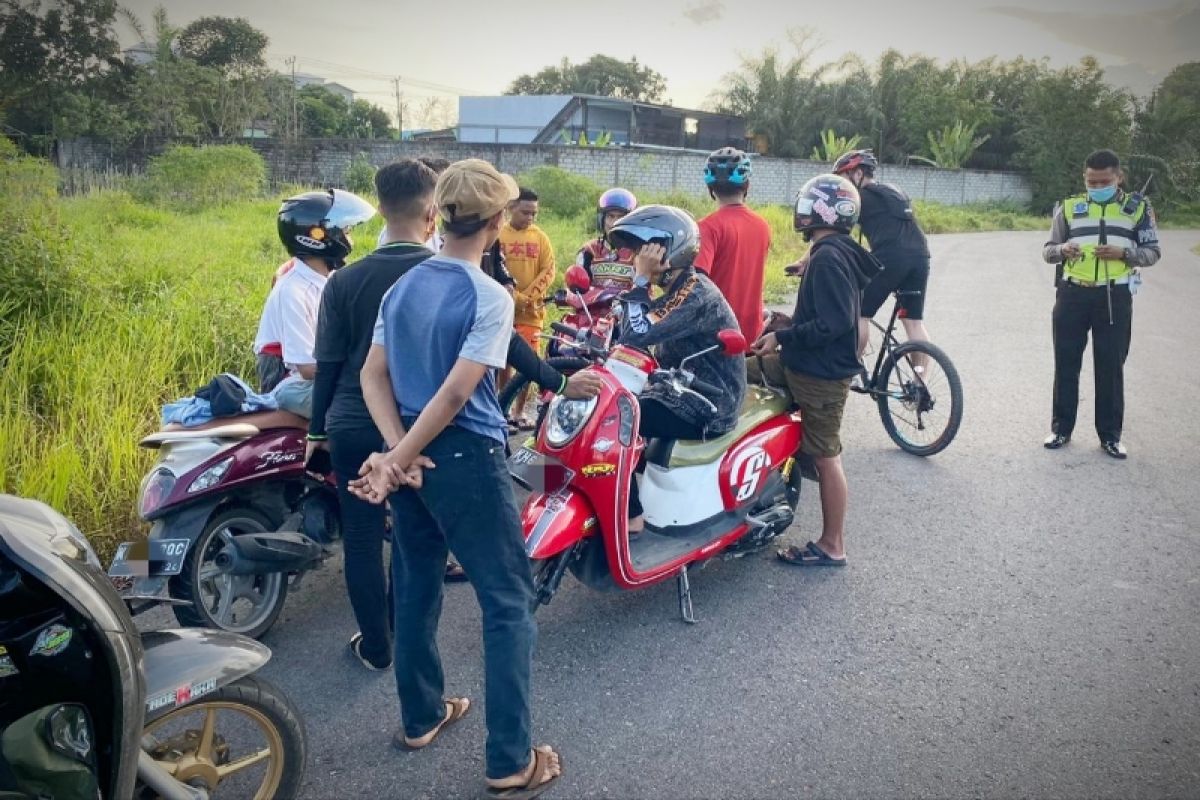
[0,153,1054,554]
[135,144,266,209]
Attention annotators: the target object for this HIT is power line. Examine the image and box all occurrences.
[267,51,485,96]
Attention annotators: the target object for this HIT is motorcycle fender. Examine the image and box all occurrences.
[522,490,595,560]
[141,628,271,724]
[116,501,218,604]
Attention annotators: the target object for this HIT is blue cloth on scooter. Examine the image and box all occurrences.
[161,373,278,427]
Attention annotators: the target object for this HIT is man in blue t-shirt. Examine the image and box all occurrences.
[352,159,562,797]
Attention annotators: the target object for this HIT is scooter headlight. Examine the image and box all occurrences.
[544,396,597,448]
[188,456,234,494]
[138,468,176,520]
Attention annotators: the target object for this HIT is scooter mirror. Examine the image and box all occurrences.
[564,265,592,294]
[717,329,747,356]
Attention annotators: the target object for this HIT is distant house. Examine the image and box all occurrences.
[457,95,746,150]
[323,83,356,104]
[292,74,354,104]
[122,42,156,66]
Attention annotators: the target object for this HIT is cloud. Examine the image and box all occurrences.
[683,0,724,24]
[988,1,1200,73]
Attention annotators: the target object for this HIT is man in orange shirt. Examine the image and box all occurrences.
[499,187,556,427]
[694,148,772,344]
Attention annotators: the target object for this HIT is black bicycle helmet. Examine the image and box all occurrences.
[793,174,861,238]
[704,147,752,191]
[607,204,700,270]
[277,188,376,266]
[832,149,879,178]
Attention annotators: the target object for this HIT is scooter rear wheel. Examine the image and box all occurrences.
[169,508,288,639]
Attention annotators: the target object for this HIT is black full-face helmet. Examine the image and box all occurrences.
[793,174,861,240]
[607,204,700,270]
[277,189,376,267]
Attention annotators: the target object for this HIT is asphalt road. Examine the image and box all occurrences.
[144,230,1200,799]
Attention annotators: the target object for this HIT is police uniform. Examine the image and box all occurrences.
[1043,190,1161,451]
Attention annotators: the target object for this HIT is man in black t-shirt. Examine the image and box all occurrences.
[832,150,932,356]
[308,159,441,670]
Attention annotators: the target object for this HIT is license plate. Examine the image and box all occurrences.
[507,448,575,495]
[108,539,190,578]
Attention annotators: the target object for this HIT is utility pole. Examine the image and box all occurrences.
[285,56,298,139]
[393,77,404,140]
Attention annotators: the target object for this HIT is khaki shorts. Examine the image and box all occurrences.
[747,354,850,458]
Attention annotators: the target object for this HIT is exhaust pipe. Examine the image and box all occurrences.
[215,531,328,575]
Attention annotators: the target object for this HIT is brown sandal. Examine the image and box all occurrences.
[486,745,563,799]
[393,697,471,750]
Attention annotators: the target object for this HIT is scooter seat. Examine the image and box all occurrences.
[140,423,262,449]
[660,387,791,468]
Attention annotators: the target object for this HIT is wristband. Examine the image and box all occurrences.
[306,433,328,442]
[556,374,568,395]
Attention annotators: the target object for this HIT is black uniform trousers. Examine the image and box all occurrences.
[1051,281,1132,443]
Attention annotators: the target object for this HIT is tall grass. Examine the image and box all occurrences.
[2,162,1046,555]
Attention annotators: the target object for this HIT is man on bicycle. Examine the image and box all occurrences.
[832,149,932,357]
[750,175,880,567]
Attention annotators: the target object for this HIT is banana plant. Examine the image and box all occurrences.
[920,121,990,169]
[810,129,862,162]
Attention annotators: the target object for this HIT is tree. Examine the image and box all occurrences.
[0,0,128,145]
[1132,62,1200,208]
[714,31,830,158]
[346,99,392,139]
[506,55,667,103]
[177,16,267,73]
[1016,57,1135,210]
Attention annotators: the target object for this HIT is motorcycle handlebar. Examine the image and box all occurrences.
[551,322,580,339]
[690,378,722,397]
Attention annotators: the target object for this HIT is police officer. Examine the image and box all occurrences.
[1042,149,1161,459]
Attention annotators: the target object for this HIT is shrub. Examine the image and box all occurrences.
[344,153,376,195]
[0,140,76,352]
[518,166,600,218]
[135,144,267,209]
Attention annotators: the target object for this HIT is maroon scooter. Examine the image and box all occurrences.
[109,410,337,639]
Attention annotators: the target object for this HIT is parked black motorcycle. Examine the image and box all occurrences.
[0,494,306,799]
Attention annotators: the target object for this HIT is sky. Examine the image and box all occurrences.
[119,0,1200,127]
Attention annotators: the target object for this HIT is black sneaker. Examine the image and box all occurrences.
[1043,433,1070,450]
[349,632,391,671]
[1101,440,1127,460]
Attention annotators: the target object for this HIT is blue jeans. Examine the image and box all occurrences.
[389,424,536,779]
[329,425,392,666]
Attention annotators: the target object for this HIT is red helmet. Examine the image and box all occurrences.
[832,149,879,177]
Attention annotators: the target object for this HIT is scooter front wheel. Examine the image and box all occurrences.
[529,551,572,613]
[169,508,288,639]
[139,675,306,800]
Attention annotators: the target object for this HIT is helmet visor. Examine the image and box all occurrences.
[326,189,377,230]
[608,224,672,254]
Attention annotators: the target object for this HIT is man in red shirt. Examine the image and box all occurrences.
[694,147,772,343]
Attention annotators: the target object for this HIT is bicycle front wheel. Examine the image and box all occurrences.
[875,340,963,456]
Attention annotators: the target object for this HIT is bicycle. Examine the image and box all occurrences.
[852,290,963,456]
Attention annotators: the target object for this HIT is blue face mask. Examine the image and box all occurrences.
[1088,184,1117,204]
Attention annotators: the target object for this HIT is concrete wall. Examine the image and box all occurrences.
[57,138,1033,206]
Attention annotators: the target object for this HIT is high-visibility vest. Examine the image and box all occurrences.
[1061,193,1147,283]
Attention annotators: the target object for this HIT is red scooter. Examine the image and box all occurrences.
[510,267,806,622]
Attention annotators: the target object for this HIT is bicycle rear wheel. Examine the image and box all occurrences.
[875,341,963,456]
